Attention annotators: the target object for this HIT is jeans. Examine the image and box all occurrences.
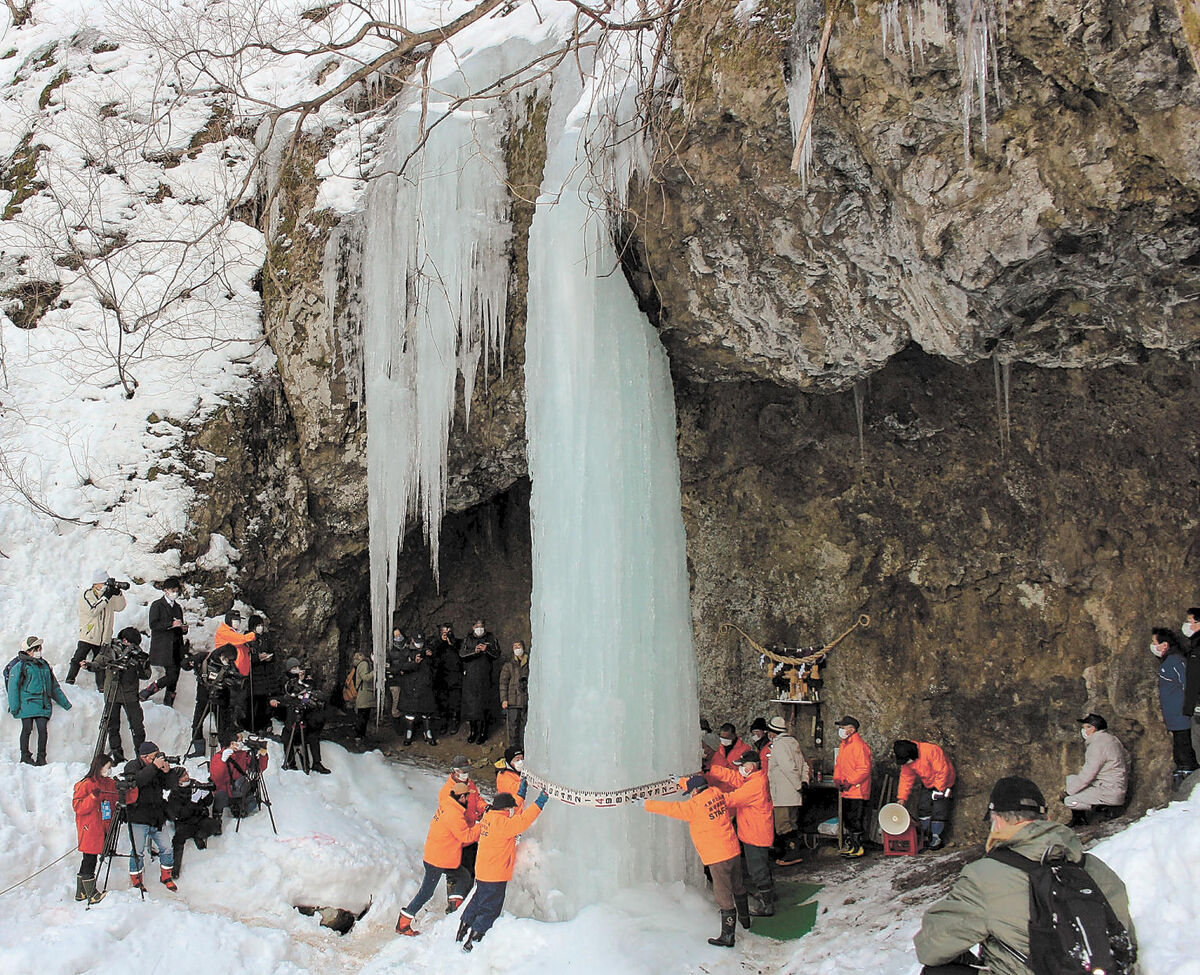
[461,879,507,936]
[19,716,48,761]
[404,861,471,916]
[128,823,174,872]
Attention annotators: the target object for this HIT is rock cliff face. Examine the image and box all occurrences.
[194,0,1200,826]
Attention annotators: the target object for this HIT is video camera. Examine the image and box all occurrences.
[103,578,131,599]
[113,771,139,805]
[105,639,150,672]
[202,658,243,691]
[243,736,268,752]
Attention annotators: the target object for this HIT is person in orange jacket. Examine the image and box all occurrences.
[456,781,548,952]
[894,738,956,850]
[494,746,524,810]
[645,773,744,948]
[708,722,750,791]
[395,781,483,936]
[708,751,776,921]
[213,609,256,677]
[832,716,873,858]
[440,756,488,901]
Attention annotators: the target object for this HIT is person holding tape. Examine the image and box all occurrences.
[707,750,776,920]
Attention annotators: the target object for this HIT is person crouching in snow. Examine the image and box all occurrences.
[645,773,744,948]
[166,767,219,879]
[706,750,776,921]
[72,751,120,904]
[457,781,549,952]
[395,780,483,936]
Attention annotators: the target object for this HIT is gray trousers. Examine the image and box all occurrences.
[505,706,527,750]
[709,854,745,911]
[743,843,774,896]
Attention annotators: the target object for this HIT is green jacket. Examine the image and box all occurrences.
[914,820,1136,975]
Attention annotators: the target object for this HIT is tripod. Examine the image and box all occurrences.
[234,754,277,835]
[95,796,144,903]
[189,679,233,758]
[91,679,121,768]
[284,716,310,774]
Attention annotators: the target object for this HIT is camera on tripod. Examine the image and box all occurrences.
[103,578,131,599]
[106,640,150,671]
[243,736,268,752]
[203,661,243,691]
[113,771,139,805]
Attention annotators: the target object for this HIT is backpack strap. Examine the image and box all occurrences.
[983,848,1035,966]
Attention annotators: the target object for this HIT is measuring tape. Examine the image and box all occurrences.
[520,770,682,807]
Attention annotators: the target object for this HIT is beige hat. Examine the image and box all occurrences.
[23,636,43,652]
[767,716,787,734]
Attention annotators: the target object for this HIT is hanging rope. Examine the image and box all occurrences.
[718,614,870,667]
[0,845,77,898]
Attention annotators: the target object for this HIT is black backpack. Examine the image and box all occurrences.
[988,847,1136,975]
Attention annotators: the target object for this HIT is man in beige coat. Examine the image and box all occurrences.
[1064,712,1129,825]
[765,716,808,866]
[67,569,127,686]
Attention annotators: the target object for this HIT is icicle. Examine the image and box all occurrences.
[853,378,866,460]
[786,0,823,187]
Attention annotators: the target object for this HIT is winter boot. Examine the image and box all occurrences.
[172,842,185,879]
[462,928,482,952]
[81,876,106,905]
[130,871,145,891]
[75,875,87,902]
[447,894,464,914]
[19,753,33,766]
[164,690,176,707]
[775,834,803,867]
[733,892,751,930]
[160,865,177,891]
[928,820,947,851]
[751,888,776,917]
[425,726,439,746]
[395,911,419,936]
[455,918,471,942]
[1069,809,1090,828]
[404,718,415,746]
[185,738,205,760]
[138,680,158,702]
[35,751,46,766]
[707,910,737,947]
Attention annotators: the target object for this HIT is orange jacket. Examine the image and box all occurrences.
[422,792,483,869]
[214,622,255,676]
[439,774,487,825]
[897,741,955,801]
[475,802,543,882]
[709,738,750,792]
[707,766,774,848]
[495,767,524,811]
[645,787,740,866]
[833,731,873,800]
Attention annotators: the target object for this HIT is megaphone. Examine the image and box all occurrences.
[878,802,911,836]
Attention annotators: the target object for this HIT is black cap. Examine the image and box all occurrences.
[504,746,523,764]
[834,716,860,729]
[685,773,708,793]
[984,776,1047,821]
[1076,713,1107,731]
[492,793,517,811]
[733,750,760,766]
[118,626,142,647]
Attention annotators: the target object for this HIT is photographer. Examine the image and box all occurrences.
[244,614,280,733]
[95,627,150,763]
[72,751,119,905]
[7,635,71,765]
[210,731,269,820]
[67,570,129,686]
[274,657,331,775]
[397,633,438,747]
[166,766,219,878]
[141,577,187,706]
[187,644,240,759]
[123,742,177,891]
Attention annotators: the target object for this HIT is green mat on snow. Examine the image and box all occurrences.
[751,881,822,941]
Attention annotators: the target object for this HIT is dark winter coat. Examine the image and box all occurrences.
[397,647,437,714]
[499,655,529,709]
[386,641,407,689]
[459,632,500,721]
[433,635,463,692]
[96,645,151,703]
[1183,630,1200,717]
[124,757,170,828]
[166,781,216,840]
[1158,650,1191,731]
[148,596,186,668]
[248,636,282,699]
[7,653,71,719]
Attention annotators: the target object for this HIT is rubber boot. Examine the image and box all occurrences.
[425,724,438,746]
[733,893,751,930]
[75,875,87,902]
[707,909,737,947]
[466,720,479,744]
[775,834,803,867]
[172,842,185,879]
[455,918,471,942]
[82,876,106,905]
[160,865,177,891]
[130,871,145,890]
[395,911,419,936]
[447,894,464,913]
[754,888,776,917]
[462,928,481,952]
[404,717,415,746]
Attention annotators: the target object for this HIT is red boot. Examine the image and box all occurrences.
[395,912,419,936]
[129,872,145,890]
[160,866,177,891]
[447,895,464,914]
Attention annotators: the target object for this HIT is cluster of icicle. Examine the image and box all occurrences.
[788,0,1007,184]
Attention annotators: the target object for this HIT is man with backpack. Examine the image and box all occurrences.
[914,776,1137,975]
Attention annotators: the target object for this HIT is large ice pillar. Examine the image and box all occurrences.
[523,69,701,917]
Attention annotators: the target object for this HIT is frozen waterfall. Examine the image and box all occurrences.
[522,64,701,917]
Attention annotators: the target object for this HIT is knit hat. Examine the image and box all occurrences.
[1077,713,1108,731]
[92,569,109,584]
[451,755,469,770]
[284,657,302,673]
[504,746,523,764]
[492,792,517,811]
[685,774,708,793]
[733,750,760,766]
[767,716,787,734]
[701,732,720,752]
[138,741,160,756]
[22,636,43,652]
[984,776,1047,821]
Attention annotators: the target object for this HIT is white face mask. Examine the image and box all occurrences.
[255,625,264,634]
[1184,622,1197,638]
[513,758,524,771]
[29,649,42,659]
[719,737,733,747]
[453,772,469,784]
[513,648,524,658]
[1151,642,1168,658]
[1081,728,1091,741]
[165,592,177,604]
[738,764,753,778]
[474,627,485,637]
[838,727,850,740]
